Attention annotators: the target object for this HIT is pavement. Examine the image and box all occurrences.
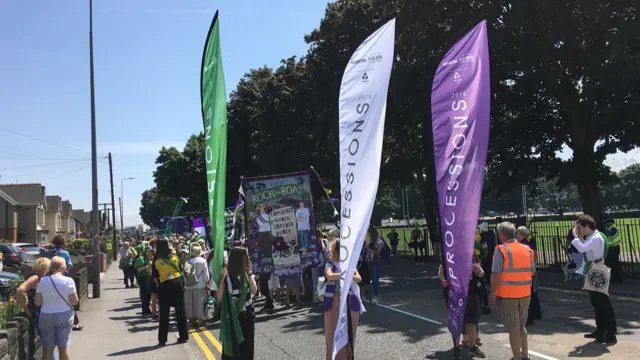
[75,257,640,360]
[73,264,196,360]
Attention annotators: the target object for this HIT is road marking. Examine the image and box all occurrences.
[199,326,223,353]
[376,302,561,360]
[503,344,560,360]
[190,329,217,360]
[539,286,640,302]
[376,303,443,325]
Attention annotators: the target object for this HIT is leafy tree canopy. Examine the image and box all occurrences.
[140,0,639,228]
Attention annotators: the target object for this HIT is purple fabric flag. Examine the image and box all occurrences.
[430,20,490,340]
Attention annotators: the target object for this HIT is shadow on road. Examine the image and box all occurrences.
[568,341,614,357]
[106,344,176,356]
[382,258,640,339]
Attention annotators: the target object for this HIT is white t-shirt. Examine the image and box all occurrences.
[571,231,605,261]
[296,208,310,231]
[37,274,76,314]
[256,213,271,232]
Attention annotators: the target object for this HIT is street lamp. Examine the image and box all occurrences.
[120,177,134,233]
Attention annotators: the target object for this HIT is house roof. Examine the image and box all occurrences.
[0,189,19,206]
[46,195,62,213]
[62,200,73,217]
[72,209,91,223]
[0,183,44,206]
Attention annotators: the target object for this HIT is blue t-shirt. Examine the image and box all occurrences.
[56,249,73,267]
[40,247,72,276]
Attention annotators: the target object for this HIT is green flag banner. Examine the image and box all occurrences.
[202,11,245,357]
[201,10,227,285]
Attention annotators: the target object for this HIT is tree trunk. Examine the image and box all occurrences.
[417,174,441,244]
[576,174,603,226]
[574,147,604,226]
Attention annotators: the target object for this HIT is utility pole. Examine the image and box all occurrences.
[99,203,110,226]
[89,0,100,299]
[108,153,117,260]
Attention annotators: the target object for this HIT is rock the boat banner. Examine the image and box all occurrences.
[242,172,320,275]
[431,20,490,340]
[334,18,396,359]
[201,10,227,285]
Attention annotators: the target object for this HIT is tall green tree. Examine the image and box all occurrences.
[488,1,640,222]
[139,187,173,228]
[617,164,640,210]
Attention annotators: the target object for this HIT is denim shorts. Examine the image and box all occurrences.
[39,310,74,349]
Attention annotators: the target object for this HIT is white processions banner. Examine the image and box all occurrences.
[333,18,396,359]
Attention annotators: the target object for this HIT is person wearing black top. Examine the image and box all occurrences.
[215,247,258,359]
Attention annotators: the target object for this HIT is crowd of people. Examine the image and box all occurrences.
[16,235,82,360]
[113,225,388,360]
[434,215,618,360]
[6,212,622,360]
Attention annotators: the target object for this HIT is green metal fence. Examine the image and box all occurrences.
[374,217,640,277]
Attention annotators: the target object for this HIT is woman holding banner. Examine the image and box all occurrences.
[323,238,363,360]
[214,246,258,359]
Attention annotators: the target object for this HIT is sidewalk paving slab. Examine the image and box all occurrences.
[72,264,196,360]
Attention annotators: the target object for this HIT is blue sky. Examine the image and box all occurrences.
[1,0,638,229]
[0,0,329,227]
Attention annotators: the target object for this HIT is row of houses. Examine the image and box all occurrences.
[0,183,94,245]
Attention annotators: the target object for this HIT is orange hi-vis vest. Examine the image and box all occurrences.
[494,241,535,299]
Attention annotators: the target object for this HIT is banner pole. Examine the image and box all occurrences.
[347,300,355,359]
[309,166,339,217]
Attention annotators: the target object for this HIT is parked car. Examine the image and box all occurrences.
[0,244,36,267]
[14,242,43,258]
[0,271,20,298]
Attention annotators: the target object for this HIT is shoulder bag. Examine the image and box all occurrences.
[48,276,75,311]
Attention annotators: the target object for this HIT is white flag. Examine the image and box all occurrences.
[333,18,395,359]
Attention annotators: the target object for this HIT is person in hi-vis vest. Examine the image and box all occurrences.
[490,222,535,360]
[602,216,622,284]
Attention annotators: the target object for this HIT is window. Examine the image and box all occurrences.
[38,207,45,225]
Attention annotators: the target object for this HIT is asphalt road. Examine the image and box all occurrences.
[188,260,640,360]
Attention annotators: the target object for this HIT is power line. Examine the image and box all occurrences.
[3,157,107,183]
[0,159,90,172]
[0,157,91,161]
[0,150,89,161]
[5,163,93,180]
[0,126,87,152]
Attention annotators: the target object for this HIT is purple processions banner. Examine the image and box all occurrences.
[430,20,490,340]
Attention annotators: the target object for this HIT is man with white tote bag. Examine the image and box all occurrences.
[570,215,618,344]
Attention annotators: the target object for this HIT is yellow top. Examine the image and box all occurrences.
[154,254,182,283]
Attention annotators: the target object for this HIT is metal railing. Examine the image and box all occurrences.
[375,217,640,277]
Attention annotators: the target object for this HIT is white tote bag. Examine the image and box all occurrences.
[582,261,611,296]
